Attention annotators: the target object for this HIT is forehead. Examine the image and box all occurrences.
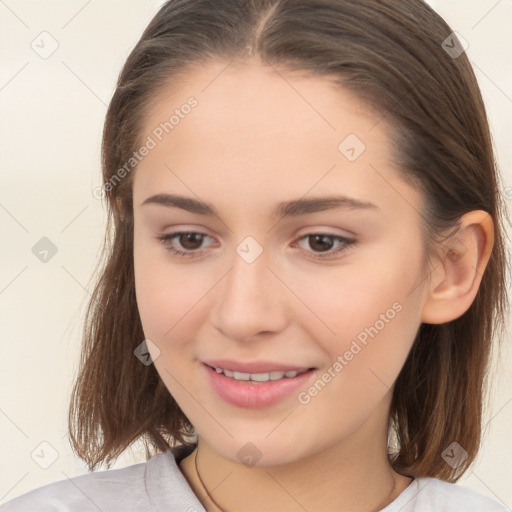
[134,59,421,220]
[142,59,378,142]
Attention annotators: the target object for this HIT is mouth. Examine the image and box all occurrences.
[204,363,312,383]
[202,360,317,409]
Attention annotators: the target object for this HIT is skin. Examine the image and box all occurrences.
[132,58,494,512]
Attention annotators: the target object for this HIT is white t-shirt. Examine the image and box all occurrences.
[1,444,507,511]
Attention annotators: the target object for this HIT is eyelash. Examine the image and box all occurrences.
[156,231,356,260]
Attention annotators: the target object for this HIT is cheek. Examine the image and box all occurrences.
[307,246,423,374]
[298,261,405,341]
[341,301,417,381]
[133,237,214,350]
[353,283,423,384]
[300,299,420,430]
[134,233,180,341]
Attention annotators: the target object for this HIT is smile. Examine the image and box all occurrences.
[202,362,317,409]
[206,364,310,382]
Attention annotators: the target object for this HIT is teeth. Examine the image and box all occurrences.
[250,372,272,382]
[233,371,250,381]
[213,366,308,382]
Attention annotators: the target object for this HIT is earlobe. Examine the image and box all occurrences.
[420,210,494,325]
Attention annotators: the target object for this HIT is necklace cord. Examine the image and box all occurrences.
[193,444,398,512]
[194,446,228,512]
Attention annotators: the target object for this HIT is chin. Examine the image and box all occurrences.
[204,433,310,468]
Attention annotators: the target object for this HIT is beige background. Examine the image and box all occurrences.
[1,0,511,507]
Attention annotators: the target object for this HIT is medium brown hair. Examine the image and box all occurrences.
[68,0,510,481]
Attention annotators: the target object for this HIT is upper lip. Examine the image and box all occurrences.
[203,359,313,373]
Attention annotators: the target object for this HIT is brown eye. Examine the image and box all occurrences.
[307,234,335,252]
[295,233,356,260]
[177,232,205,250]
[156,231,213,258]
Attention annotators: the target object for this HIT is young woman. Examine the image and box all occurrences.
[3,0,509,510]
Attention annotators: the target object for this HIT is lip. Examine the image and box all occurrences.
[202,362,316,409]
[203,359,311,373]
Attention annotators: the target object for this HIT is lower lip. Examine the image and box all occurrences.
[203,364,316,409]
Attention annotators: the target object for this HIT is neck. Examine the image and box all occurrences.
[179,417,412,512]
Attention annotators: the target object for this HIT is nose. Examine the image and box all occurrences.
[210,241,289,342]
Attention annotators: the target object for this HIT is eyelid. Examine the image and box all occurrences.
[156,228,357,260]
[155,226,353,245]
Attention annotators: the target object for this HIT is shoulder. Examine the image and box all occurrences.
[0,451,169,512]
[386,476,509,512]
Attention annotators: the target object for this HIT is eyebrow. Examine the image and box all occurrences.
[141,193,379,219]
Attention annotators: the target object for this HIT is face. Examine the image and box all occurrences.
[132,60,429,466]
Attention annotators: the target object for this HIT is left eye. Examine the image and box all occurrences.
[156,232,212,257]
[156,231,356,260]
[294,233,355,259]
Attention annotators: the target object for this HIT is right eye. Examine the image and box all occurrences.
[156,231,215,258]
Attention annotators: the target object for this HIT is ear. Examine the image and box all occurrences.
[420,210,494,324]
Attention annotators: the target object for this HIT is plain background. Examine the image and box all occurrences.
[1,0,511,507]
